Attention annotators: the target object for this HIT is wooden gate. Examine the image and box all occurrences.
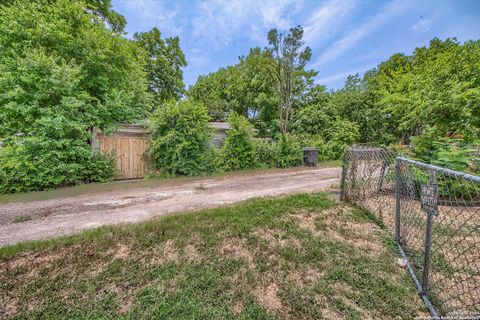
[93,124,149,180]
[99,136,149,180]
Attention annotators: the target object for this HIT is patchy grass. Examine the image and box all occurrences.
[0,192,426,319]
[12,216,32,223]
[0,161,340,204]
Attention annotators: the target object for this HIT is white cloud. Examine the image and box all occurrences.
[120,0,185,37]
[303,0,357,46]
[312,1,410,68]
[412,17,432,34]
[191,0,303,47]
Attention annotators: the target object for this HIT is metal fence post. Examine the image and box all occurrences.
[421,170,436,295]
[395,158,401,243]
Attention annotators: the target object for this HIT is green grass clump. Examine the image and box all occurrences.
[12,216,32,223]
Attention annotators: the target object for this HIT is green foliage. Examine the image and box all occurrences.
[188,47,277,131]
[84,0,127,33]
[322,119,359,160]
[0,0,152,193]
[267,26,315,133]
[329,75,388,144]
[188,34,479,172]
[256,140,276,168]
[368,38,480,143]
[292,103,334,135]
[295,133,325,154]
[411,130,480,174]
[147,100,214,176]
[0,136,114,194]
[134,27,187,104]
[0,48,117,193]
[254,134,303,168]
[272,134,304,168]
[188,67,233,121]
[0,0,151,135]
[292,103,359,160]
[218,114,258,171]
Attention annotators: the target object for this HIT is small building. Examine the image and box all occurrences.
[92,123,230,180]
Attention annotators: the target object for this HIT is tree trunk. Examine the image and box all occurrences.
[284,69,292,133]
[277,86,285,134]
[284,94,290,133]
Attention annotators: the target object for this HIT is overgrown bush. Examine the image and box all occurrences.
[272,134,304,168]
[218,114,258,171]
[291,102,359,160]
[296,133,325,157]
[0,136,114,194]
[147,100,214,176]
[256,139,276,168]
[0,113,115,194]
[411,129,480,174]
[321,119,359,160]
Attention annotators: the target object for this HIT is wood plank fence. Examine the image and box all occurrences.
[92,124,149,180]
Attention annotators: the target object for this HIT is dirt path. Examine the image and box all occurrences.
[0,167,341,247]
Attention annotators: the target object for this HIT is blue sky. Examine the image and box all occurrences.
[112,0,480,90]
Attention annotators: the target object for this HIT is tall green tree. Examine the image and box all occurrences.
[188,68,231,121]
[267,26,314,133]
[367,38,480,144]
[1,0,127,33]
[0,0,151,136]
[188,47,277,134]
[134,28,187,105]
[85,0,127,33]
[0,0,151,192]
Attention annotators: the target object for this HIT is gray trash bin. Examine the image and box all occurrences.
[303,148,319,167]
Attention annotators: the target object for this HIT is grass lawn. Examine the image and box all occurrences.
[0,161,341,205]
[0,192,426,319]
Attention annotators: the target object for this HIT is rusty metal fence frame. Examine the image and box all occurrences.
[341,146,480,318]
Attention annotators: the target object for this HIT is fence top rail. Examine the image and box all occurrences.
[347,146,386,152]
[396,156,480,183]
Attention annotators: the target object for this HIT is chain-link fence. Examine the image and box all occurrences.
[341,146,480,318]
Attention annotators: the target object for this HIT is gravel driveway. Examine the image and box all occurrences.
[0,167,341,247]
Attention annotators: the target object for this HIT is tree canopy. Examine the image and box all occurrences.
[0,0,155,192]
[189,34,479,170]
[134,27,187,105]
[267,26,315,133]
[0,0,151,137]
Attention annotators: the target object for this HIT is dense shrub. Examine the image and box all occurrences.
[0,2,150,137]
[256,139,276,168]
[147,100,214,176]
[0,136,114,194]
[0,110,115,193]
[411,129,480,174]
[272,134,304,168]
[321,118,359,160]
[219,114,258,171]
[292,103,359,160]
[296,133,325,156]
